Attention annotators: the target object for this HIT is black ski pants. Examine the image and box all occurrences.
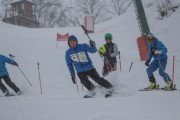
[77,68,113,91]
[0,75,20,93]
[103,62,117,77]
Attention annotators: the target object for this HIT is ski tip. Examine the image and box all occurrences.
[105,94,112,98]
[84,95,94,98]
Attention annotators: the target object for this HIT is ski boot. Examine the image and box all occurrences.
[162,80,173,90]
[105,88,114,98]
[16,90,22,95]
[144,82,159,90]
[4,90,13,97]
[84,89,96,98]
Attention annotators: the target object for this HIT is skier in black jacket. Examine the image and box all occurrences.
[98,33,119,77]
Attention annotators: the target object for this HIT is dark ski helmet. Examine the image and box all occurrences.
[105,33,112,40]
[68,35,78,47]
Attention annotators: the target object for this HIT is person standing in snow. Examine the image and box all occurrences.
[98,33,119,77]
[65,35,114,97]
[0,54,22,96]
[144,33,173,90]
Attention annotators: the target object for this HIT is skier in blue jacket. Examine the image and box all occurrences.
[65,35,113,97]
[0,54,22,96]
[145,33,173,90]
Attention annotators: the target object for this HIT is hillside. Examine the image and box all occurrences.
[0,1,180,120]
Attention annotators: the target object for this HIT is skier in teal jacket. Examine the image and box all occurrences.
[0,54,21,96]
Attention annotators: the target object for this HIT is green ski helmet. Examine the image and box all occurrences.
[105,33,112,40]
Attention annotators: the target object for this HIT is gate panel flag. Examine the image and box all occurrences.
[137,36,148,61]
[57,33,69,41]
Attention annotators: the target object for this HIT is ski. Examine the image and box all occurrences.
[139,85,160,91]
[160,87,178,91]
[139,88,159,91]
[0,94,15,97]
[105,94,112,98]
[139,85,178,91]
[84,95,94,98]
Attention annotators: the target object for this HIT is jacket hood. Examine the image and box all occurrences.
[68,35,78,47]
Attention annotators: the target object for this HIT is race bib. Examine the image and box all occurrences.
[70,52,88,62]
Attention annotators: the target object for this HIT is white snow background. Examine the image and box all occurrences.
[0,1,180,120]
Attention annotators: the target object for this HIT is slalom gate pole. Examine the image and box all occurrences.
[81,81,84,92]
[9,54,32,87]
[75,77,79,93]
[37,62,42,95]
[118,51,121,71]
[172,56,175,84]
[129,62,133,72]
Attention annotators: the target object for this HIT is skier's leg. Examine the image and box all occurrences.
[102,63,109,77]
[88,68,113,89]
[3,75,20,93]
[146,60,159,89]
[77,72,95,91]
[158,59,173,89]
[112,63,117,71]
[158,59,171,82]
[0,77,9,93]
[146,60,159,79]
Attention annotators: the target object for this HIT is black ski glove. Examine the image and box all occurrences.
[89,40,96,47]
[145,60,150,66]
[13,61,19,66]
[71,74,76,84]
[104,52,110,57]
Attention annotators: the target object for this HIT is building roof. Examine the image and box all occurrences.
[10,0,33,5]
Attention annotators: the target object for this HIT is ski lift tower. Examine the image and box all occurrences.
[133,0,150,61]
[133,0,150,37]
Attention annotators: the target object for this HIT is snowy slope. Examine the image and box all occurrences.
[0,1,180,120]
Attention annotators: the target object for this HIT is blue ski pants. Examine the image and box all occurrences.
[146,59,171,82]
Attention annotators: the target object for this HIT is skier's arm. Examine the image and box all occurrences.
[85,44,97,53]
[65,53,75,75]
[157,41,167,55]
[110,43,119,57]
[4,56,17,65]
[147,44,152,61]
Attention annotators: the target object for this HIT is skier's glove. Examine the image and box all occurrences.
[153,50,162,56]
[71,74,76,84]
[89,40,96,47]
[145,60,150,66]
[13,61,19,66]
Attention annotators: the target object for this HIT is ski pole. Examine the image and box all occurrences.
[80,25,104,62]
[129,62,133,72]
[37,62,42,95]
[9,54,32,87]
[172,56,175,84]
[75,77,79,93]
[118,51,121,71]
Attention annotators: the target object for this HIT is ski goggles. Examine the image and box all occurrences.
[147,35,154,41]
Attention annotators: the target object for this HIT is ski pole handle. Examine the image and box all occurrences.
[9,54,15,58]
[81,25,88,33]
